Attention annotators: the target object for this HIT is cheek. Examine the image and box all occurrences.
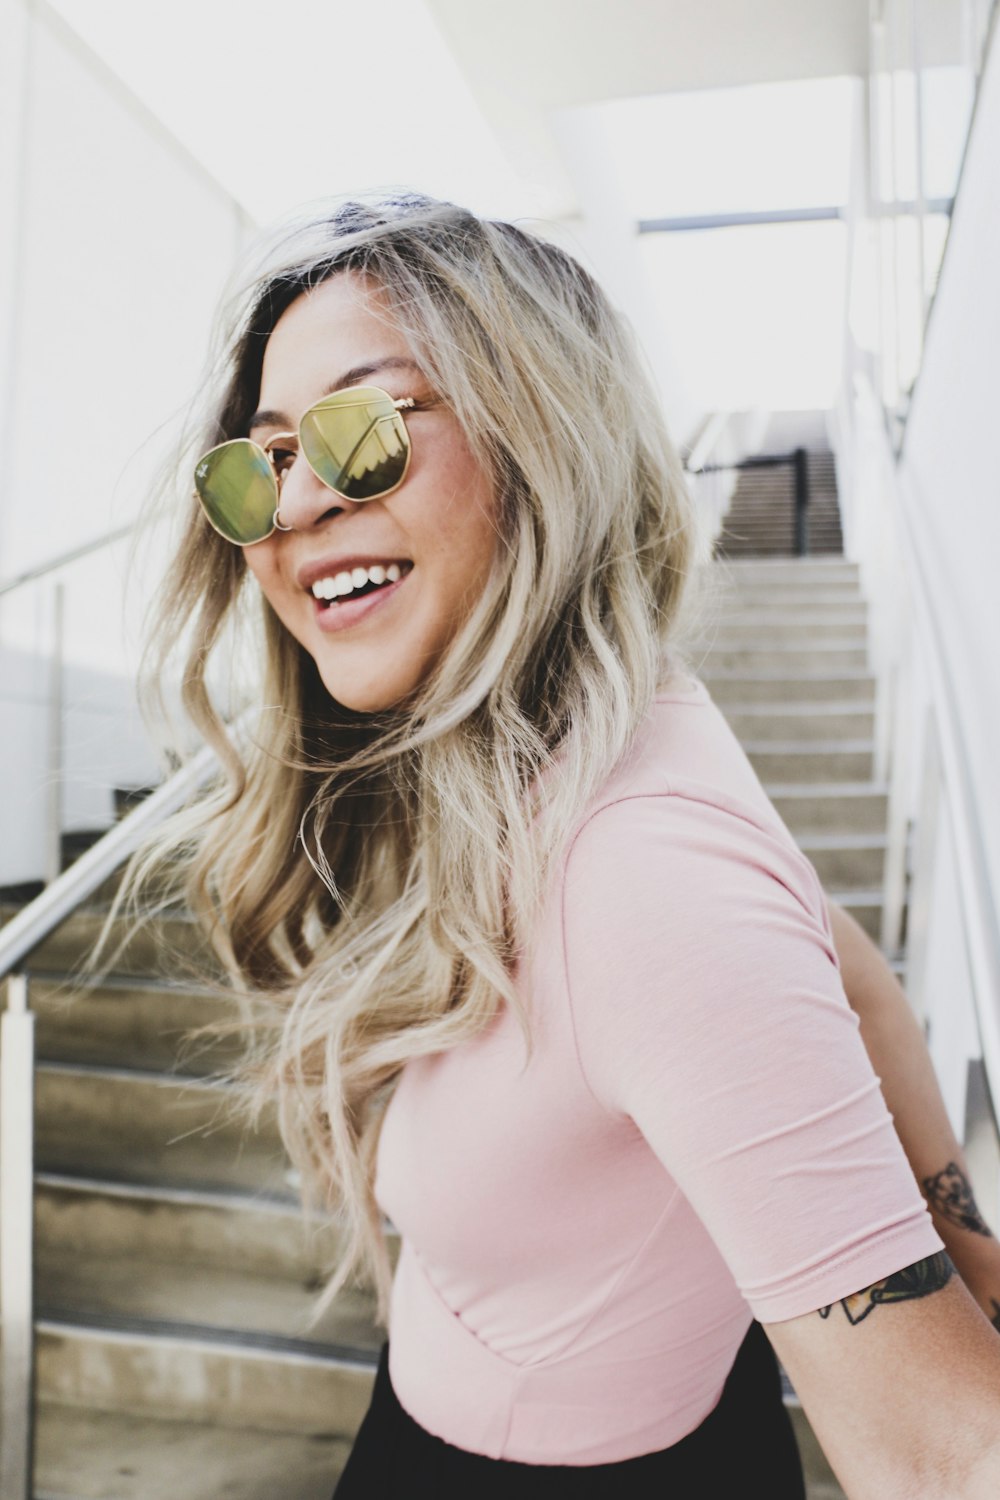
[242,542,291,617]
[429,451,499,576]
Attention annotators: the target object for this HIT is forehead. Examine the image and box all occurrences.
[249,279,424,437]
[258,272,411,404]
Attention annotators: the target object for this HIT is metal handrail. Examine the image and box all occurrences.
[684,447,812,556]
[0,520,139,599]
[0,742,221,982]
[0,738,221,1499]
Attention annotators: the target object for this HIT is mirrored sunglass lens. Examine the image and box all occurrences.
[300,388,410,501]
[194,442,276,545]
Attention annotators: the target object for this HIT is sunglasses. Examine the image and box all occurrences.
[193,384,417,546]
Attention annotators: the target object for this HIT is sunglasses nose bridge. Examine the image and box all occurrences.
[273,447,362,528]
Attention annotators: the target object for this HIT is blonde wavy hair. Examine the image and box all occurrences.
[128,191,706,1320]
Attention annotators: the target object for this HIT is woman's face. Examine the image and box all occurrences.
[242,271,499,713]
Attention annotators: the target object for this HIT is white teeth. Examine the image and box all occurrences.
[309,562,409,602]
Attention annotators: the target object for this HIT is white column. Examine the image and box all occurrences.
[0,0,32,591]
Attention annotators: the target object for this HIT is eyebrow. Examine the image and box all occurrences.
[248,357,423,433]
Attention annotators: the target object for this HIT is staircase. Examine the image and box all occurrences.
[716,449,844,557]
[2,908,380,1499]
[2,554,882,1500]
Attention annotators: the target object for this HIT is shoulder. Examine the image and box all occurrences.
[561,676,829,938]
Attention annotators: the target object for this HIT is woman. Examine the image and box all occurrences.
[142,192,1000,1497]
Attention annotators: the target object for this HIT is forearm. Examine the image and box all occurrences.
[826,898,1000,1328]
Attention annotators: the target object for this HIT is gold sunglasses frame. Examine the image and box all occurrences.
[193,384,417,546]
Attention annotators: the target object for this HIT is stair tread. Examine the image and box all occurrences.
[795,831,889,850]
[702,669,874,680]
[35,1169,296,1214]
[37,1253,381,1354]
[34,1401,353,1500]
[743,738,875,751]
[721,701,875,714]
[764,781,889,795]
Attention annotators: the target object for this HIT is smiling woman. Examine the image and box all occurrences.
[237,273,500,712]
[122,192,1000,1500]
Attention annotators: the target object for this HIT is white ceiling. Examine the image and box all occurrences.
[426,0,872,212]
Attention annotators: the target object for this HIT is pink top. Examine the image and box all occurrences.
[374,674,943,1465]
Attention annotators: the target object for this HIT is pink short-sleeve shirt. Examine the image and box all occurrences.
[374,674,943,1465]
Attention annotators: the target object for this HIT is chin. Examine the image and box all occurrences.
[316,663,416,716]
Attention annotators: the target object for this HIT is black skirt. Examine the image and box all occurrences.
[332,1320,806,1498]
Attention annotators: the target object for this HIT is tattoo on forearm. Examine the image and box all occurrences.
[921,1161,995,1238]
[818,1252,954,1325]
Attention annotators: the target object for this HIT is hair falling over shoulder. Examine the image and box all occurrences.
[116,191,706,1321]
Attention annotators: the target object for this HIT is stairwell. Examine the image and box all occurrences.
[3,453,878,1498]
[716,451,844,559]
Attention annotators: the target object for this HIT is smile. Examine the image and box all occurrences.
[310,560,414,632]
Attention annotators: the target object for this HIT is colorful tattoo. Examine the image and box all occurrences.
[921,1161,995,1238]
[818,1252,954,1325]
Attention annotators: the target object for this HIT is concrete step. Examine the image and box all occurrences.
[766,783,889,835]
[709,587,864,606]
[35,1062,291,1195]
[702,672,875,704]
[36,1174,333,1280]
[712,599,867,619]
[701,623,868,645]
[715,560,858,581]
[710,609,869,633]
[702,646,869,672]
[721,520,841,530]
[37,1247,381,1355]
[31,971,237,1075]
[1,902,217,979]
[35,1402,352,1500]
[795,832,887,888]
[718,545,845,558]
[35,1174,390,1350]
[36,1317,375,1434]
[745,741,875,782]
[721,704,875,742]
[721,528,844,543]
[829,890,883,941]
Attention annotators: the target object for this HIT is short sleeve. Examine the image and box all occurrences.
[560,792,944,1323]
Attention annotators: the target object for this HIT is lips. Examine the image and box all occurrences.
[296,553,413,594]
[310,561,413,633]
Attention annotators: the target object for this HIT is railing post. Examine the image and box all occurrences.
[793,447,810,556]
[45,581,64,886]
[0,972,35,1500]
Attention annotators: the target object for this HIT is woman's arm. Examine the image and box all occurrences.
[827,899,1000,1331]
[766,1259,1000,1499]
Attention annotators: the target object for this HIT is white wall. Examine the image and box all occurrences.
[898,17,1000,906]
[0,0,252,885]
[833,18,1000,1168]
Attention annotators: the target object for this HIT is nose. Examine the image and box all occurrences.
[274,451,364,530]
